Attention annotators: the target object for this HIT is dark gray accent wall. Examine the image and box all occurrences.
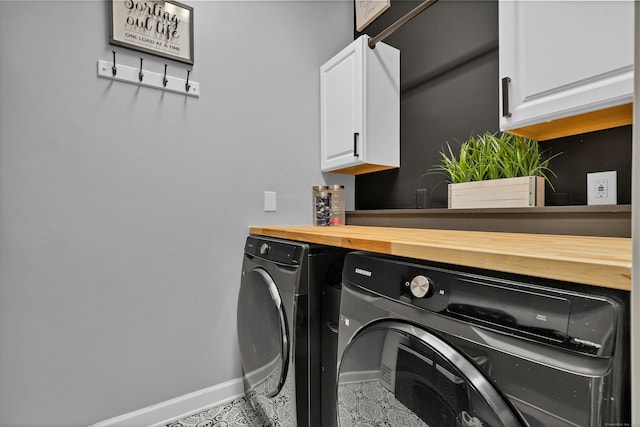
[545,126,632,206]
[354,0,632,210]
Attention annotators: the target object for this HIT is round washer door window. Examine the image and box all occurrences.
[237,267,288,397]
[337,321,525,427]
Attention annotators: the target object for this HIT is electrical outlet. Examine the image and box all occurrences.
[595,179,608,198]
[587,171,617,205]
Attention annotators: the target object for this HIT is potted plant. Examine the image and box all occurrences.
[428,132,560,209]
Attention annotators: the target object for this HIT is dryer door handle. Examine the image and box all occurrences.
[326,321,339,334]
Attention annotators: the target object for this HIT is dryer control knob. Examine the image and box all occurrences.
[410,275,433,298]
[259,243,271,255]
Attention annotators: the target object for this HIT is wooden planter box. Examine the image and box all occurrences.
[448,176,545,209]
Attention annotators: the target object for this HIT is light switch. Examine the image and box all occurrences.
[264,191,277,212]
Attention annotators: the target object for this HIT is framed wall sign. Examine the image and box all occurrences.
[110,0,194,65]
[355,0,390,32]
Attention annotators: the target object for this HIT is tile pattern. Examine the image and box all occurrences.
[338,379,427,427]
[167,368,295,427]
[168,378,426,427]
[166,397,261,427]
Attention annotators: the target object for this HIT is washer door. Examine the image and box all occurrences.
[337,321,525,427]
[237,267,288,397]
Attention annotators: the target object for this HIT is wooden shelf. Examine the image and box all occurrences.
[345,205,631,238]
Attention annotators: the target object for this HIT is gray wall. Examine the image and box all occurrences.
[0,1,352,426]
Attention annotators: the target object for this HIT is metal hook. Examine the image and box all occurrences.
[163,64,168,87]
[138,58,144,82]
[185,69,191,92]
[112,50,117,76]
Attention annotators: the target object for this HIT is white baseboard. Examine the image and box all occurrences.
[338,369,380,384]
[90,377,245,427]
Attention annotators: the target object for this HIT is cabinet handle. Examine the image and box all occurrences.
[501,77,512,118]
[354,133,359,157]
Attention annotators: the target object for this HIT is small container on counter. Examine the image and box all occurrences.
[312,186,331,226]
[328,185,345,226]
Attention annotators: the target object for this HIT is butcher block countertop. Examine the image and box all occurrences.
[249,225,632,291]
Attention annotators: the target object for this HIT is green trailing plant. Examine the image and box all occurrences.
[427,132,561,190]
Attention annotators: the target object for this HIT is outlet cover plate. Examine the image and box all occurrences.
[264,191,277,212]
[587,171,617,205]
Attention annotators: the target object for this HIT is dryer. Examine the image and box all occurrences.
[236,235,347,427]
[336,251,629,427]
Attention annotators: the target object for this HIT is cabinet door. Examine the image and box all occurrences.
[499,1,634,132]
[321,41,363,172]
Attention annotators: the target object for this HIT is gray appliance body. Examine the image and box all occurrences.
[337,251,629,427]
[237,235,347,427]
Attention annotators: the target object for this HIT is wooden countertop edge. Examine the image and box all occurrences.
[249,226,631,291]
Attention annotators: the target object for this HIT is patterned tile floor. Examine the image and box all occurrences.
[166,368,294,427]
[338,379,427,427]
[165,396,262,427]
[166,378,425,427]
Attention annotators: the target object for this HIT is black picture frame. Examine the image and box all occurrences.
[109,0,194,65]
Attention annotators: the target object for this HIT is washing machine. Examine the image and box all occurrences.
[236,235,348,427]
[336,251,630,427]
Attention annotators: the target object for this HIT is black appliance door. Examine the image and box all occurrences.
[237,267,288,397]
[337,321,525,427]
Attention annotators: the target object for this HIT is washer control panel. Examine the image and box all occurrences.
[342,251,620,357]
[245,236,303,266]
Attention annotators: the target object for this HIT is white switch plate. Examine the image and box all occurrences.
[264,191,277,212]
[587,171,617,205]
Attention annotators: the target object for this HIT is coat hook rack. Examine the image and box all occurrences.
[97,55,200,98]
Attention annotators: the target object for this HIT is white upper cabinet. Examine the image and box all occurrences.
[499,1,634,140]
[320,35,400,174]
